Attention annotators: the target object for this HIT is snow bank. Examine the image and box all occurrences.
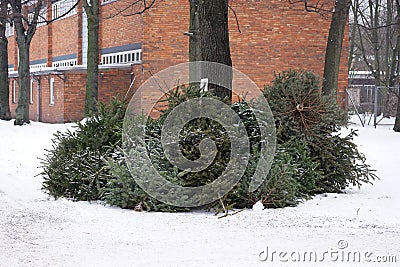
[0,118,399,266]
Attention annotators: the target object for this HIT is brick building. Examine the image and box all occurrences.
[6,0,348,123]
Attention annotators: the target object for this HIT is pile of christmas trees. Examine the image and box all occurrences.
[41,70,377,212]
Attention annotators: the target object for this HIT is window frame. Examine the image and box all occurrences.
[50,78,55,105]
[12,80,16,104]
[30,78,34,104]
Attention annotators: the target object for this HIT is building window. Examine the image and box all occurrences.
[101,0,117,5]
[28,8,47,27]
[30,63,47,71]
[30,79,34,104]
[52,59,77,68]
[12,80,16,103]
[50,78,55,105]
[100,49,142,65]
[52,0,78,20]
[5,23,14,37]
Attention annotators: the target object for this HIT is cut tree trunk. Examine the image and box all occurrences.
[322,0,351,96]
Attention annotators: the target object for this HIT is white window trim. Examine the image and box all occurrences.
[30,79,34,104]
[52,0,78,20]
[12,80,16,103]
[100,49,142,66]
[30,63,47,71]
[5,23,14,37]
[200,78,208,93]
[101,0,117,5]
[50,78,55,105]
[52,59,77,68]
[28,7,47,28]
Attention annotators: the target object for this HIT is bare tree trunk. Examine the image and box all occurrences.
[395,95,400,131]
[370,0,381,87]
[12,0,41,125]
[384,0,396,117]
[348,0,358,72]
[83,0,100,114]
[394,0,400,132]
[384,0,393,84]
[189,0,201,83]
[15,39,31,124]
[322,0,351,96]
[0,1,11,120]
[197,0,232,101]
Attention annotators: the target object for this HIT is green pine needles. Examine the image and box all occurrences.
[264,69,377,194]
[41,70,377,213]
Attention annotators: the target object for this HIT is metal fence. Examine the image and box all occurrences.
[346,85,399,127]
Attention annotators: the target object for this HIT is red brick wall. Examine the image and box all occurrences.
[30,26,48,62]
[8,77,43,122]
[63,71,86,122]
[7,0,349,123]
[52,15,79,59]
[8,67,141,123]
[229,1,330,87]
[142,0,189,73]
[63,67,137,123]
[7,37,17,70]
[142,0,348,102]
[38,75,65,123]
[98,67,133,102]
[101,1,143,49]
[9,75,65,123]
[29,78,39,121]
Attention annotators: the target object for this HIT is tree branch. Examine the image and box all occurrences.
[228,1,241,33]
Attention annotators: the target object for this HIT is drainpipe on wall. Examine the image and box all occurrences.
[37,79,41,122]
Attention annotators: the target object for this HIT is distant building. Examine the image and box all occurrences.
[349,70,375,86]
[7,0,349,123]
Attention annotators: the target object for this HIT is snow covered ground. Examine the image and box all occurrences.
[0,117,399,266]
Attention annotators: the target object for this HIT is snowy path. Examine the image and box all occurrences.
[0,119,399,266]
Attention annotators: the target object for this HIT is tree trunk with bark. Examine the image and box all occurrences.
[395,97,400,131]
[189,0,201,83]
[15,42,30,124]
[0,1,11,120]
[347,0,358,72]
[83,0,100,114]
[322,0,351,96]
[394,0,400,131]
[12,0,41,125]
[195,0,232,101]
